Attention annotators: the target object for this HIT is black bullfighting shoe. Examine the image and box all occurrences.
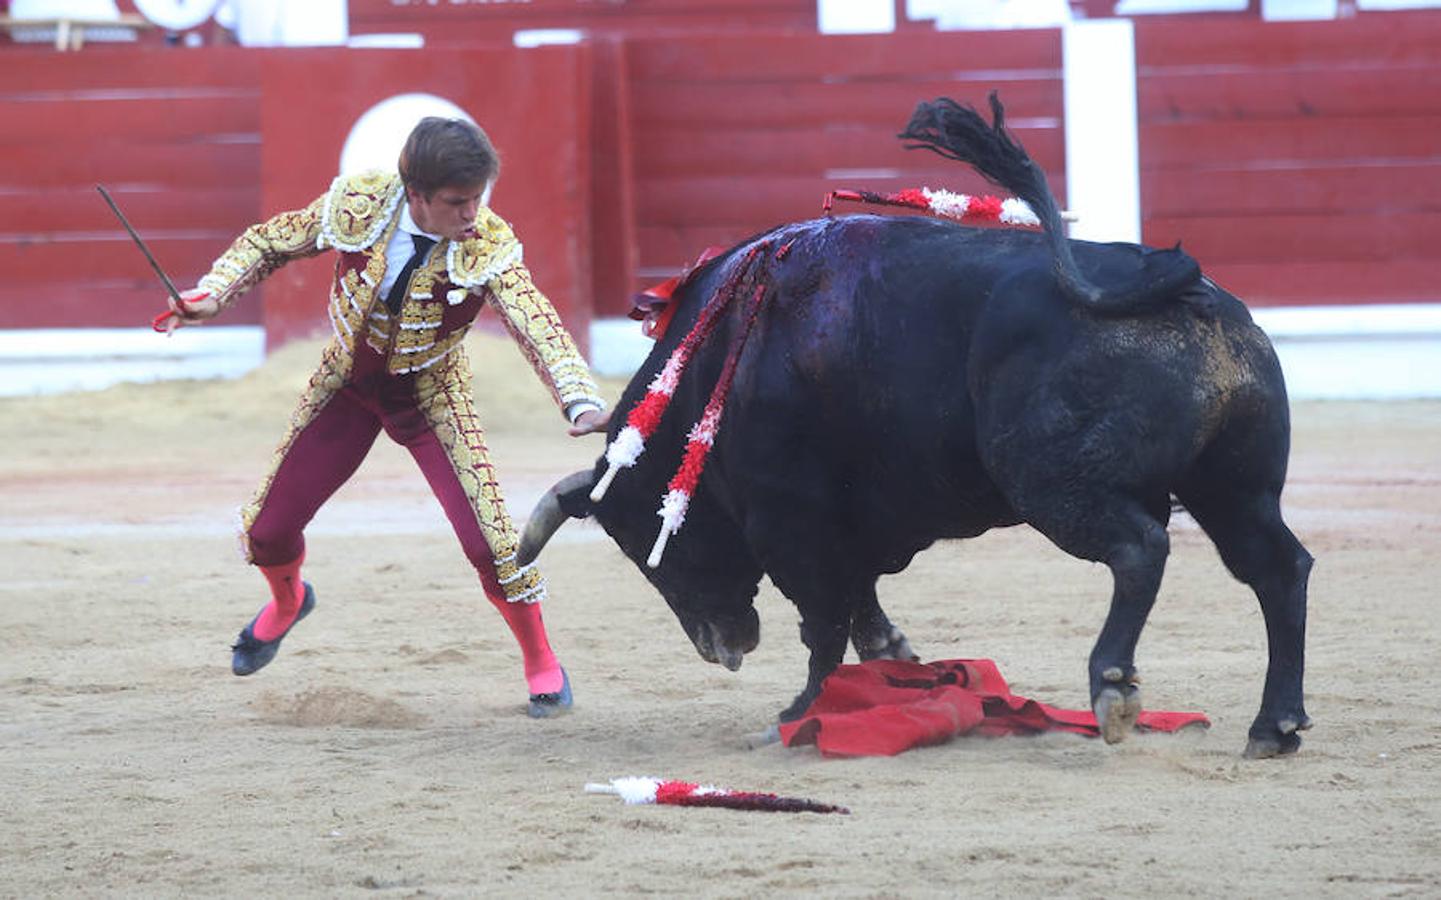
[527,668,573,719]
[231,583,317,677]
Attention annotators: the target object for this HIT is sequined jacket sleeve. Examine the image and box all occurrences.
[486,261,606,418]
[197,195,327,311]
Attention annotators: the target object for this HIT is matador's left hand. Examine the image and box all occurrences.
[568,407,612,437]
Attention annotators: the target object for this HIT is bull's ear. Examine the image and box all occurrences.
[518,470,595,566]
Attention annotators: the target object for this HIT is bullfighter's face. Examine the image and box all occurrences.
[407,181,487,242]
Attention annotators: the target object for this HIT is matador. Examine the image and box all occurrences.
[163,117,608,717]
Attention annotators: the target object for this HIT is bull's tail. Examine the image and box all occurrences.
[898,93,1198,315]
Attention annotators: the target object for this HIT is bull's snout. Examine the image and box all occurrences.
[686,611,760,672]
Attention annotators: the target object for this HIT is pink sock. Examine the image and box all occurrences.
[491,596,564,695]
[252,554,306,642]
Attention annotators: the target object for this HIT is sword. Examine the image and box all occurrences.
[96,184,191,332]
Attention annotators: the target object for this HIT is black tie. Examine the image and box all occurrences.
[385,233,436,314]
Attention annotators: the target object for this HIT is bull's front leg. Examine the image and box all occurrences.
[779,613,850,723]
[742,507,870,728]
[850,588,919,662]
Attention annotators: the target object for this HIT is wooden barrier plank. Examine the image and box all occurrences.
[0,141,261,190]
[0,84,259,104]
[0,94,258,143]
[635,171,1068,228]
[1139,66,1441,120]
[0,283,263,328]
[1142,162,1441,216]
[633,125,1066,178]
[0,188,259,235]
[0,237,240,286]
[1205,259,1441,306]
[635,216,1036,274]
[1144,212,1439,263]
[1135,14,1441,68]
[3,46,262,91]
[1140,116,1441,167]
[637,181,823,231]
[636,224,758,273]
[626,31,1061,82]
[631,78,1063,131]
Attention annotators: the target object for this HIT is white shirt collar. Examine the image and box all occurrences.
[398,202,442,242]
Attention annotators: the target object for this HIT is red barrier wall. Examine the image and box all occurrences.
[5,10,1439,345]
[0,43,593,348]
[618,29,1065,313]
[0,47,262,328]
[1135,12,1441,306]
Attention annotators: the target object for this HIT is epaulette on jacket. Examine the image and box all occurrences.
[316,170,405,252]
[447,208,522,288]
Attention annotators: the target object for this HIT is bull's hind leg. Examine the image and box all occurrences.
[1023,497,1172,744]
[1177,486,1312,758]
[1087,509,1170,743]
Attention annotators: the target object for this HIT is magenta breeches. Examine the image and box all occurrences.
[243,344,514,600]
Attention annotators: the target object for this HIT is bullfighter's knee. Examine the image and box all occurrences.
[244,522,302,568]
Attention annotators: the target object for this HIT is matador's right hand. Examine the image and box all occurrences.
[154,287,220,335]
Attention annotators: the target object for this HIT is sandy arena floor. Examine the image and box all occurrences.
[2,332,1438,898]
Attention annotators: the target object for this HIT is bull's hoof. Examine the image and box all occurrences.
[779,691,817,724]
[854,625,919,663]
[1242,714,1312,759]
[1093,686,1142,744]
[744,724,782,749]
[1242,734,1302,759]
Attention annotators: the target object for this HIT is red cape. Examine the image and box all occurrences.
[779,659,1209,758]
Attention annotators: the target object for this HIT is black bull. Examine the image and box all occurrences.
[522,97,1313,758]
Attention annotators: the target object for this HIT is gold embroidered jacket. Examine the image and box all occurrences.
[198,170,604,413]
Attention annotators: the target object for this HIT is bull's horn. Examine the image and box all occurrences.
[518,470,594,566]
